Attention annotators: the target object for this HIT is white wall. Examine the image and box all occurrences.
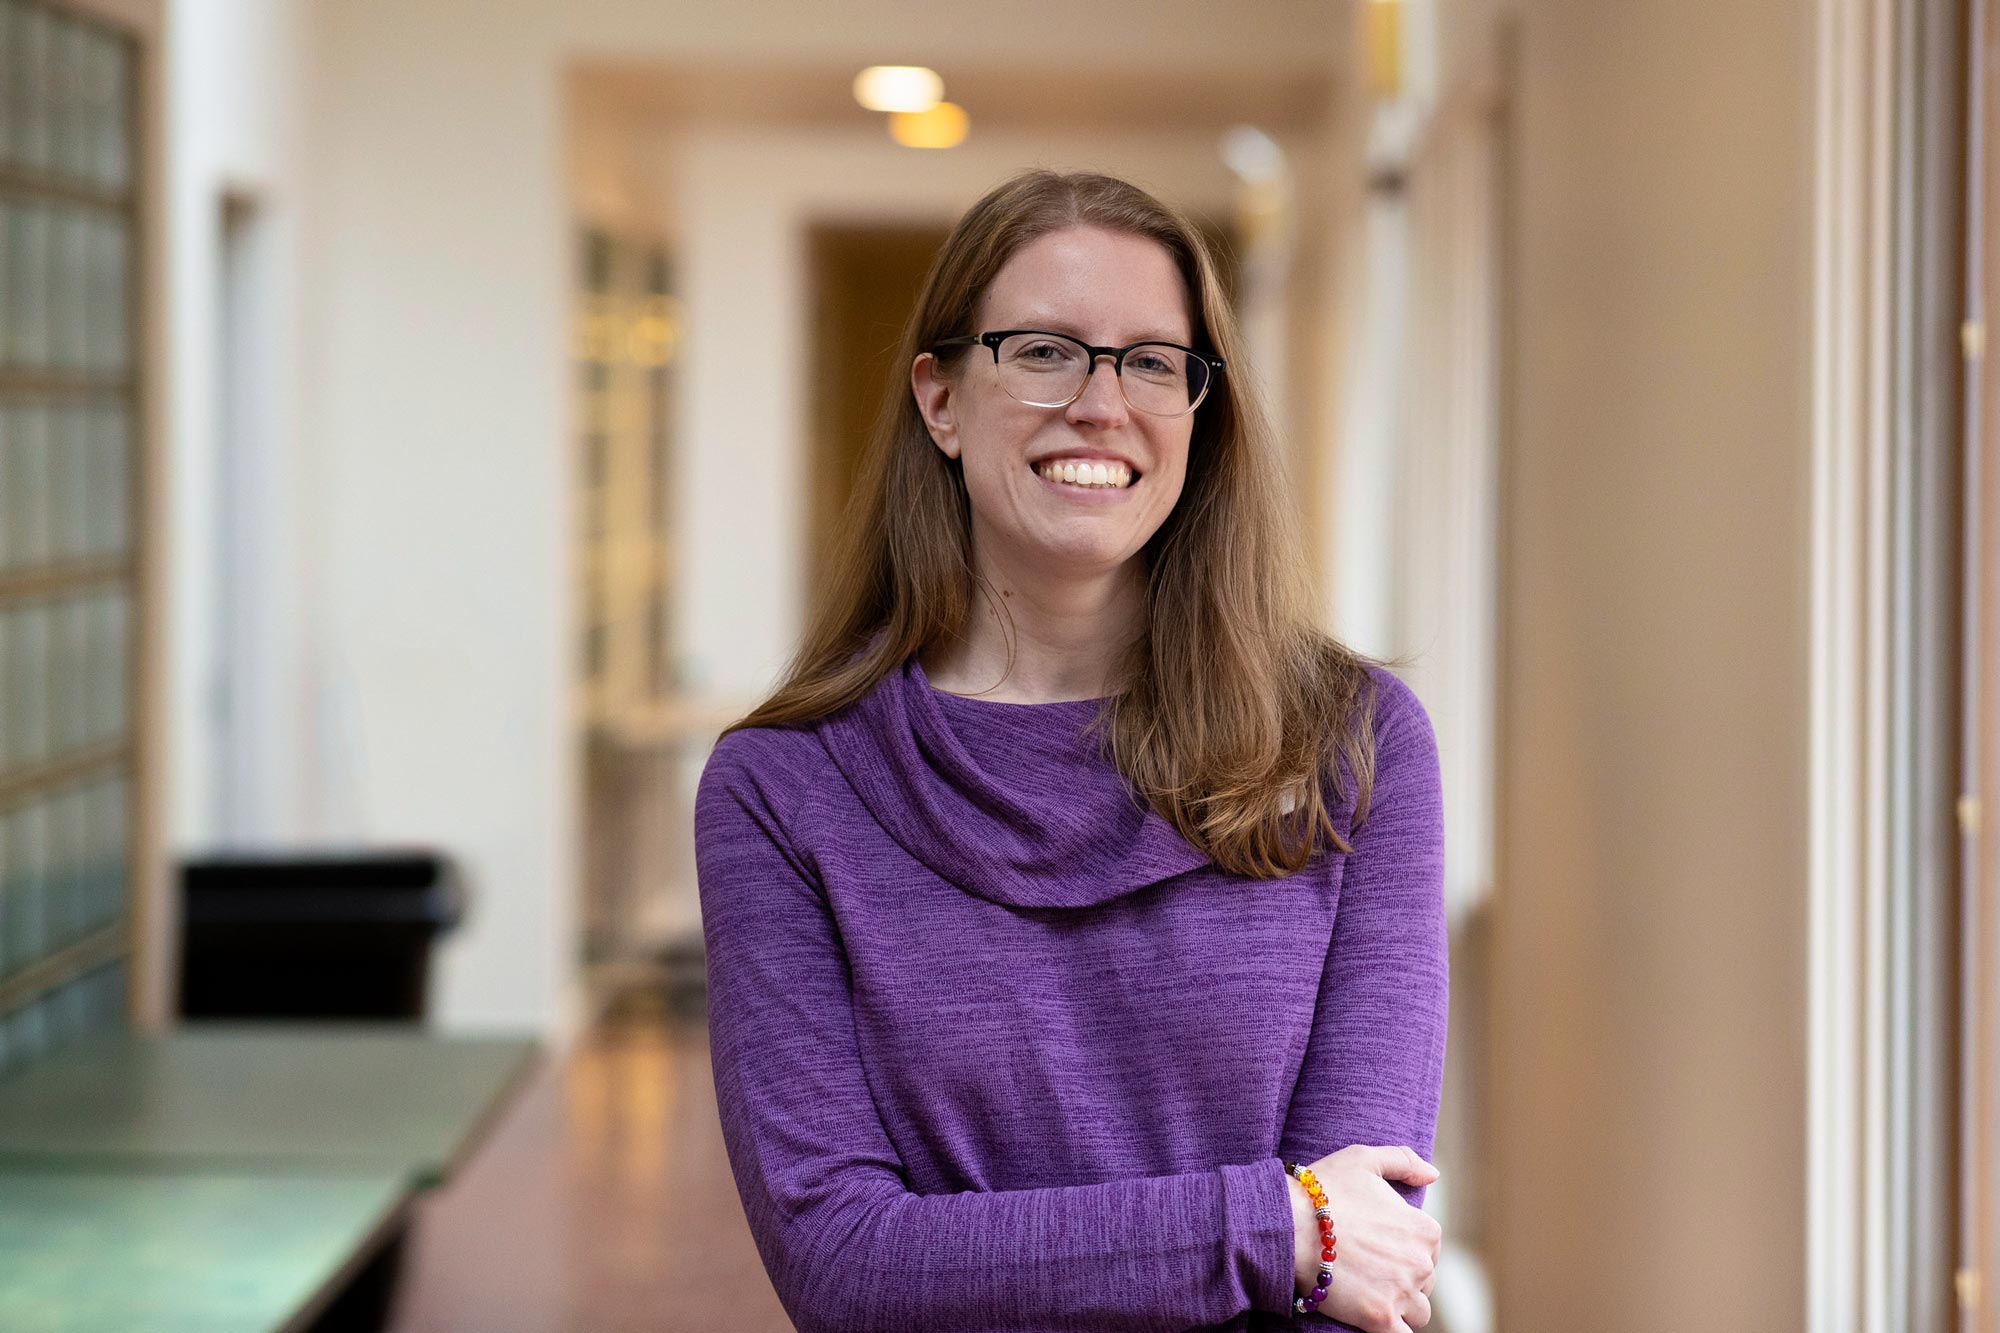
[165,0,312,841]
[302,10,576,1036]
[1326,191,1409,659]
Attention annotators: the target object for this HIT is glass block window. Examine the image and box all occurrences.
[0,0,142,1078]
[573,226,680,727]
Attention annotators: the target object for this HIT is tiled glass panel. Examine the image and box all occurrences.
[0,957,123,1080]
[0,0,140,1067]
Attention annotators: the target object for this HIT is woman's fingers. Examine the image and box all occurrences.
[1362,1144,1440,1184]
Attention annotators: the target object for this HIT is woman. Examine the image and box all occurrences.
[695,169,1447,1333]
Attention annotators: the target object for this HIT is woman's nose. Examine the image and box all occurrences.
[1067,357,1130,424]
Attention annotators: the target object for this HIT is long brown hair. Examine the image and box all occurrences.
[723,168,1408,877]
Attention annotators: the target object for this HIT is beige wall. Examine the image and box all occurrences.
[1473,0,1813,1322]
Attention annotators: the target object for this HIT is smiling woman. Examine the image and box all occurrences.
[912,226,1202,587]
[696,169,1446,1333]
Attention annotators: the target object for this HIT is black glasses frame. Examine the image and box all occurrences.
[931,329,1227,416]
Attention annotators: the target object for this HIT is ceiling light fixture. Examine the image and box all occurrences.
[853,65,944,113]
[1220,125,1285,184]
[889,101,969,149]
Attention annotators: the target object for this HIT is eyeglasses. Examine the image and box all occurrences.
[932,329,1225,418]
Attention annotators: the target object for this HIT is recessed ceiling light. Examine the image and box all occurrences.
[1220,126,1285,183]
[889,101,969,149]
[853,66,944,113]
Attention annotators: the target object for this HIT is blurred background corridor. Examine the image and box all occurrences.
[2,0,1999,1328]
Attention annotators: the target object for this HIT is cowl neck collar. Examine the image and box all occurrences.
[814,653,1214,909]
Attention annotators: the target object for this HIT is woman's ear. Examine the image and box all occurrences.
[911,352,961,460]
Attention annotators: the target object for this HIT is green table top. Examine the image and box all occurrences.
[0,1166,410,1333]
[0,1024,540,1188]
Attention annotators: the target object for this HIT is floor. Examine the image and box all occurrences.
[384,983,792,1332]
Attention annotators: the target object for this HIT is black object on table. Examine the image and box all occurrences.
[178,849,466,1021]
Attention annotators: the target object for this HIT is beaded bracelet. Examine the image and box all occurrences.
[1283,1161,1336,1315]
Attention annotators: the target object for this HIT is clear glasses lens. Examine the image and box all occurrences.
[994,333,1210,416]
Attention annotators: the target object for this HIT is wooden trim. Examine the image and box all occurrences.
[0,370,136,398]
[38,0,158,39]
[0,557,133,605]
[121,0,168,1030]
[0,922,129,1017]
[0,165,128,212]
[0,742,128,812]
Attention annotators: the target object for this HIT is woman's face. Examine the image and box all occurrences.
[912,224,1198,582]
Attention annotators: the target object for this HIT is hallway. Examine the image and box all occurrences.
[1,0,1989,1324]
[388,984,786,1332]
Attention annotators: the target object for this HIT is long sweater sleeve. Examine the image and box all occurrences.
[1278,674,1450,1324]
[694,734,1297,1333]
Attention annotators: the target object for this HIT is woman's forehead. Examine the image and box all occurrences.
[1000,310,1191,345]
[977,233,1195,343]
[980,282,1192,342]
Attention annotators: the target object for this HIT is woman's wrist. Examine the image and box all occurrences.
[1283,1161,1339,1316]
[1285,1170,1317,1294]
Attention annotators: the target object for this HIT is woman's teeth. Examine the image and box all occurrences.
[1035,459,1135,489]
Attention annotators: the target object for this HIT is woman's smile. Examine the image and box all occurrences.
[1029,455,1142,503]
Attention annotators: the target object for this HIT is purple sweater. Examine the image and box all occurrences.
[694,653,1448,1332]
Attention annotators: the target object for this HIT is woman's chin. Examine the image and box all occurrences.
[1020,533,1139,575]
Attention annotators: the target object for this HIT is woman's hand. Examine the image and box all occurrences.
[1287,1145,1442,1332]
